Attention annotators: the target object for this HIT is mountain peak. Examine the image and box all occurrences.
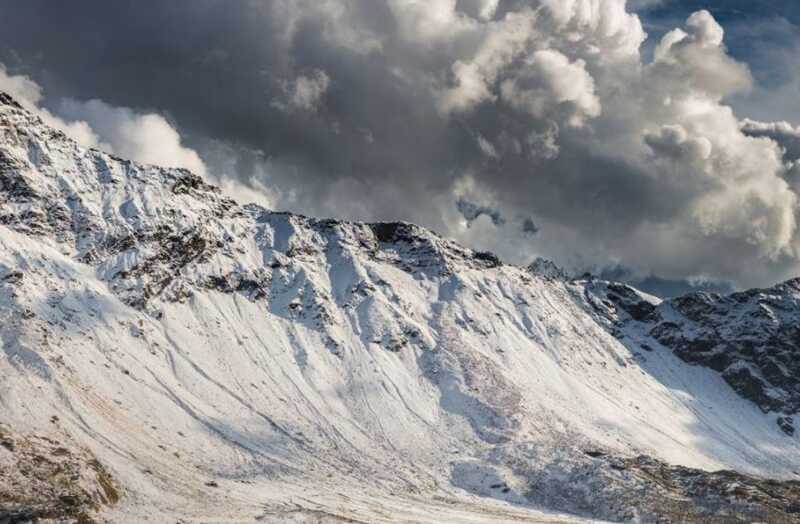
[528,257,568,281]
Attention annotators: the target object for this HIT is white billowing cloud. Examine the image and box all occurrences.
[540,0,646,61]
[387,0,475,44]
[629,78,797,271]
[659,101,790,249]
[273,69,331,113]
[644,124,712,163]
[653,10,726,62]
[216,176,276,209]
[500,49,600,127]
[0,64,39,103]
[58,99,207,175]
[438,10,536,113]
[741,119,800,197]
[685,9,724,47]
[272,0,383,54]
[439,60,494,112]
[428,5,800,286]
[0,64,206,176]
[0,65,99,148]
[650,10,751,99]
[476,0,499,21]
[437,0,639,119]
[539,0,647,66]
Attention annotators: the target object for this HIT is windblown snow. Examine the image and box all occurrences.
[1,92,800,523]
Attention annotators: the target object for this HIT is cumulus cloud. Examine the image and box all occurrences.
[0,64,205,175]
[741,119,800,160]
[500,49,600,127]
[644,124,712,163]
[387,0,476,44]
[0,64,99,148]
[437,9,536,113]
[458,0,500,21]
[2,1,800,289]
[525,124,560,160]
[58,99,206,175]
[650,10,752,99]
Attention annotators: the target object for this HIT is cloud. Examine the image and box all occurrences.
[644,124,712,163]
[741,119,800,160]
[58,99,206,175]
[456,197,505,227]
[650,10,752,99]
[272,69,331,113]
[0,64,205,175]
[2,2,800,289]
[437,10,534,113]
[500,49,601,127]
[525,124,560,160]
[458,0,500,21]
[627,0,668,9]
[0,64,99,148]
[475,134,498,158]
[522,217,539,236]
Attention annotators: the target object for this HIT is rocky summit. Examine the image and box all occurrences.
[2,92,800,523]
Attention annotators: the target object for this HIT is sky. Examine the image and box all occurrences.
[1,1,799,296]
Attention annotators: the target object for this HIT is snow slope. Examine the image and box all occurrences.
[1,92,800,522]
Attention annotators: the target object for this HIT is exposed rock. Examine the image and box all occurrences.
[0,426,119,523]
[586,275,800,433]
[0,269,22,285]
[527,257,568,281]
[779,417,796,436]
[615,455,800,523]
[605,283,659,322]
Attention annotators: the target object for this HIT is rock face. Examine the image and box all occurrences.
[527,257,568,281]
[606,455,800,523]
[583,277,800,436]
[657,284,800,427]
[0,424,119,523]
[2,91,800,523]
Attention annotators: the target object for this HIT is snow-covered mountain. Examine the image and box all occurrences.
[2,91,800,523]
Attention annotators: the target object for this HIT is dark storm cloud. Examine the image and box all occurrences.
[522,218,539,236]
[597,266,734,298]
[457,198,506,227]
[0,0,480,217]
[1,0,800,290]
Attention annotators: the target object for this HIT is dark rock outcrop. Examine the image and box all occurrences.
[586,276,800,434]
